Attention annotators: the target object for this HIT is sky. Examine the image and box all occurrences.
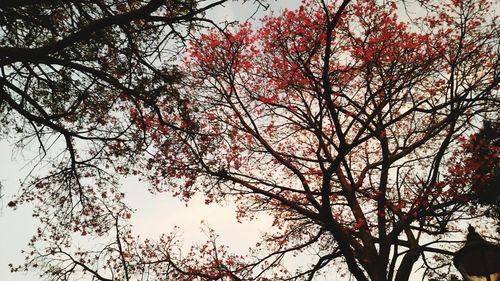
[0,141,38,281]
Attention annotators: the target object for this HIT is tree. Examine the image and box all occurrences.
[448,120,500,233]
[0,0,266,280]
[0,0,237,212]
[0,0,237,197]
[473,121,500,227]
[136,0,498,280]
[4,0,500,280]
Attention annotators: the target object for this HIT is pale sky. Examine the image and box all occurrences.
[0,140,39,281]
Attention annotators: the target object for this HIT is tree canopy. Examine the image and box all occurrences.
[2,0,499,280]
[0,0,236,235]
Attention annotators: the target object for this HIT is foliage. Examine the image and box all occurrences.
[0,0,259,279]
[2,0,500,280]
[448,120,500,233]
[0,0,230,214]
[470,121,500,221]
